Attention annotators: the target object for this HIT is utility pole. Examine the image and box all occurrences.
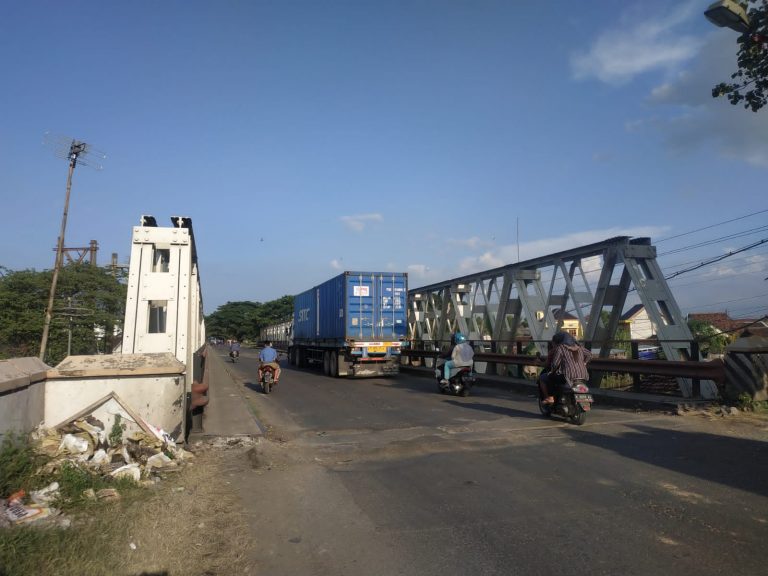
[40,140,88,362]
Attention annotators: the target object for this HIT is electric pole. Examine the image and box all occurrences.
[39,138,103,362]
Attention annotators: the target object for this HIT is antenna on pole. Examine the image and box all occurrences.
[39,133,106,362]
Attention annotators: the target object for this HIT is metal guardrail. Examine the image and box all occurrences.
[399,349,726,385]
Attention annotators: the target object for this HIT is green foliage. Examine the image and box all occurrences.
[0,433,48,498]
[736,392,768,412]
[51,461,138,510]
[206,295,294,341]
[0,264,126,364]
[713,1,768,112]
[688,319,732,355]
[108,414,126,446]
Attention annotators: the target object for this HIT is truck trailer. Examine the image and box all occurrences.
[288,271,408,377]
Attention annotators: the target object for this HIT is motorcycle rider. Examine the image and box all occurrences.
[539,331,591,404]
[229,340,241,359]
[258,340,281,384]
[440,332,474,385]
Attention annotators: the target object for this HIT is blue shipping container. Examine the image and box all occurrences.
[293,272,408,343]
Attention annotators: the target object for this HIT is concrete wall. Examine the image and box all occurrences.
[0,358,50,437]
[45,353,187,440]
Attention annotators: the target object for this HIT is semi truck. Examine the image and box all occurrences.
[288,271,408,377]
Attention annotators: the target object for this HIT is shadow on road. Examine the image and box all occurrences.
[564,424,768,497]
[244,381,262,394]
[442,399,542,419]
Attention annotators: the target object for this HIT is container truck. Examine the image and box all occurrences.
[288,271,408,377]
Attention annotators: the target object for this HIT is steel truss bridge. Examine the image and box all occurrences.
[407,236,718,399]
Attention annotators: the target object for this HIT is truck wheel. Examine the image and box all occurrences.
[329,352,337,377]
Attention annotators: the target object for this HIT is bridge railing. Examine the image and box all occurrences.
[400,339,726,399]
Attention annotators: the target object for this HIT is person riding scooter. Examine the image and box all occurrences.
[539,331,591,404]
[439,332,474,385]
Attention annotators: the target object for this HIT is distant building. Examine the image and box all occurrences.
[620,304,656,340]
[687,312,768,338]
[553,309,582,340]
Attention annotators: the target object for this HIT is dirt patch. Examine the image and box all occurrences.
[0,440,256,576]
[106,442,255,575]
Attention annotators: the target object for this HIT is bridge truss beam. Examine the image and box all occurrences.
[407,236,716,399]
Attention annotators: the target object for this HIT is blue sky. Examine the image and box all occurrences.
[1,0,766,318]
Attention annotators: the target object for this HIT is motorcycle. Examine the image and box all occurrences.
[538,376,593,425]
[260,364,276,394]
[229,350,239,363]
[435,358,476,397]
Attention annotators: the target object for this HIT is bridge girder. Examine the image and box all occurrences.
[407,236,716,399]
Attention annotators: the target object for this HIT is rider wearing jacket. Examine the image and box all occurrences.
[440,332,474,384]
[539,332,591,404]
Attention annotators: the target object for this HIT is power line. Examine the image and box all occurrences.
[657,226,768,256]
[655,208,768,243]
[662,238,768,281]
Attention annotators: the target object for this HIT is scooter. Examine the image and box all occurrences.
[229,350,239,363]
[261,364,276,394]
[538,376,593,425]
[435,359,476,397]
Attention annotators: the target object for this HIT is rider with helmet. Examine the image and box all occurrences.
[539,331,591,404]
[440,332,474,384]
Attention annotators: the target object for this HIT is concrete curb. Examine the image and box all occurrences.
[190,350,264,440]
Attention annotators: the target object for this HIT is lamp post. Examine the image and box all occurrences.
[704,0,751,33]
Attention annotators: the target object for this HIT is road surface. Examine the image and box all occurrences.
[213,348,768,576]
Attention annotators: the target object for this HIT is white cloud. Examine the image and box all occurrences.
[340,213,383,232]
[571,2,701,84]
[330,259,343,270]
[452,226,669,277]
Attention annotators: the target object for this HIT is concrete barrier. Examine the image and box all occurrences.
[0,357,50,437]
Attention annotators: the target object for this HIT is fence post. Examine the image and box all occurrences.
[631,341,641,391]
[690,341,701,399]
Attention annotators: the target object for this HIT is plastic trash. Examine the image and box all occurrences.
[146,452,175,472]
[90,449,109,466]
[58,434,89,455]
[111,463,141,482]
[30,482,60,505]
[6,501,53,524]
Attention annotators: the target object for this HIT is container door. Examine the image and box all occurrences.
[347,273,376,339]
[378,273,407,340]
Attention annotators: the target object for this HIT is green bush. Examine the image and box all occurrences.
[0,433,48,498]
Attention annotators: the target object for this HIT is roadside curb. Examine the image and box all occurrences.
[189,350,265,440]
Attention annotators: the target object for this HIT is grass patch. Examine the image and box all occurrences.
[0,434,49,497]
[1,444,253,576]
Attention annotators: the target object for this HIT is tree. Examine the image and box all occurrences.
[0,264,127,364]
[687,319,732,356]
[713,1,768,112]
[205,296,294,342]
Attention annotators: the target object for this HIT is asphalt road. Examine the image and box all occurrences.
[217,348,768,576]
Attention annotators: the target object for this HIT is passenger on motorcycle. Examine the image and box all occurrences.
[440,332,474,385]
[258,340,281,384]
[229,340,241,358]
[539,332,591,404]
